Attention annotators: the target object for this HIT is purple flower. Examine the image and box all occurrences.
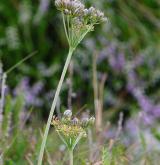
[125,119,138,137]
[102,43,126,72]
[132,54,144,68]
[39,0,50,13]
[14,77,44,107]
[141,112,154,125]
[152,105,160,117]
[32,82,44,95]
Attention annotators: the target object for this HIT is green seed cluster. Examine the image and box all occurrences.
[51,110,95,138]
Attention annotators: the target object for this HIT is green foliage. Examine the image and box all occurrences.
[102,148,112,165]
[2,95,12,136]
[12,94,25,135]
[151,127,160,142]
[5,136,28,165]
[102,144,127,165]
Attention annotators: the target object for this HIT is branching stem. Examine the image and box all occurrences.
[38,13,94,165]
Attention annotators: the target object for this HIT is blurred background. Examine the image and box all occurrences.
[0,0,160,164]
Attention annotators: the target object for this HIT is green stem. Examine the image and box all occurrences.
[67,16,70,39]
[57,131,69,148]
[69,149,73,165]
[75,26,93,48]
[62,12,69,44]
[72,133,83,150]
[37,47,74,165]
[70,18,73,46]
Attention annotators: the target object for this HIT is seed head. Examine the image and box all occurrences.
[71,117,79,125]
[55,0,84,17]
[52,116,87,138]
[81,117,89,128]
[86,7,107,24]
[52,112,95,147]
[88,116,95,125]
[55,0,107,48]
[64,9,71,15]
[55,0,107,23]
[55,0,70,11]
[70,0,84,16]
[63,109,72,118]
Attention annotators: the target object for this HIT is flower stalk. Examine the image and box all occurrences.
[69,149,73,165]
[38,0,107,164]
[38,47,74,165]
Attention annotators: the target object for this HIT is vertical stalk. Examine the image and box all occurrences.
[68,61,73,109]
[0,73,7,135]
[38,47,74,165]
[69,149,73,165]
[92,52,101,132]
[88,128,93,162]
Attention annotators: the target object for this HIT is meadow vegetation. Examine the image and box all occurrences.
[0,0,160,164]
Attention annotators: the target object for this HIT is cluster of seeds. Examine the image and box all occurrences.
[51,110,95,138]
[55,0,107,48]
[84,7,107,24]
[55,0,107,24]
[55,0,84,17]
